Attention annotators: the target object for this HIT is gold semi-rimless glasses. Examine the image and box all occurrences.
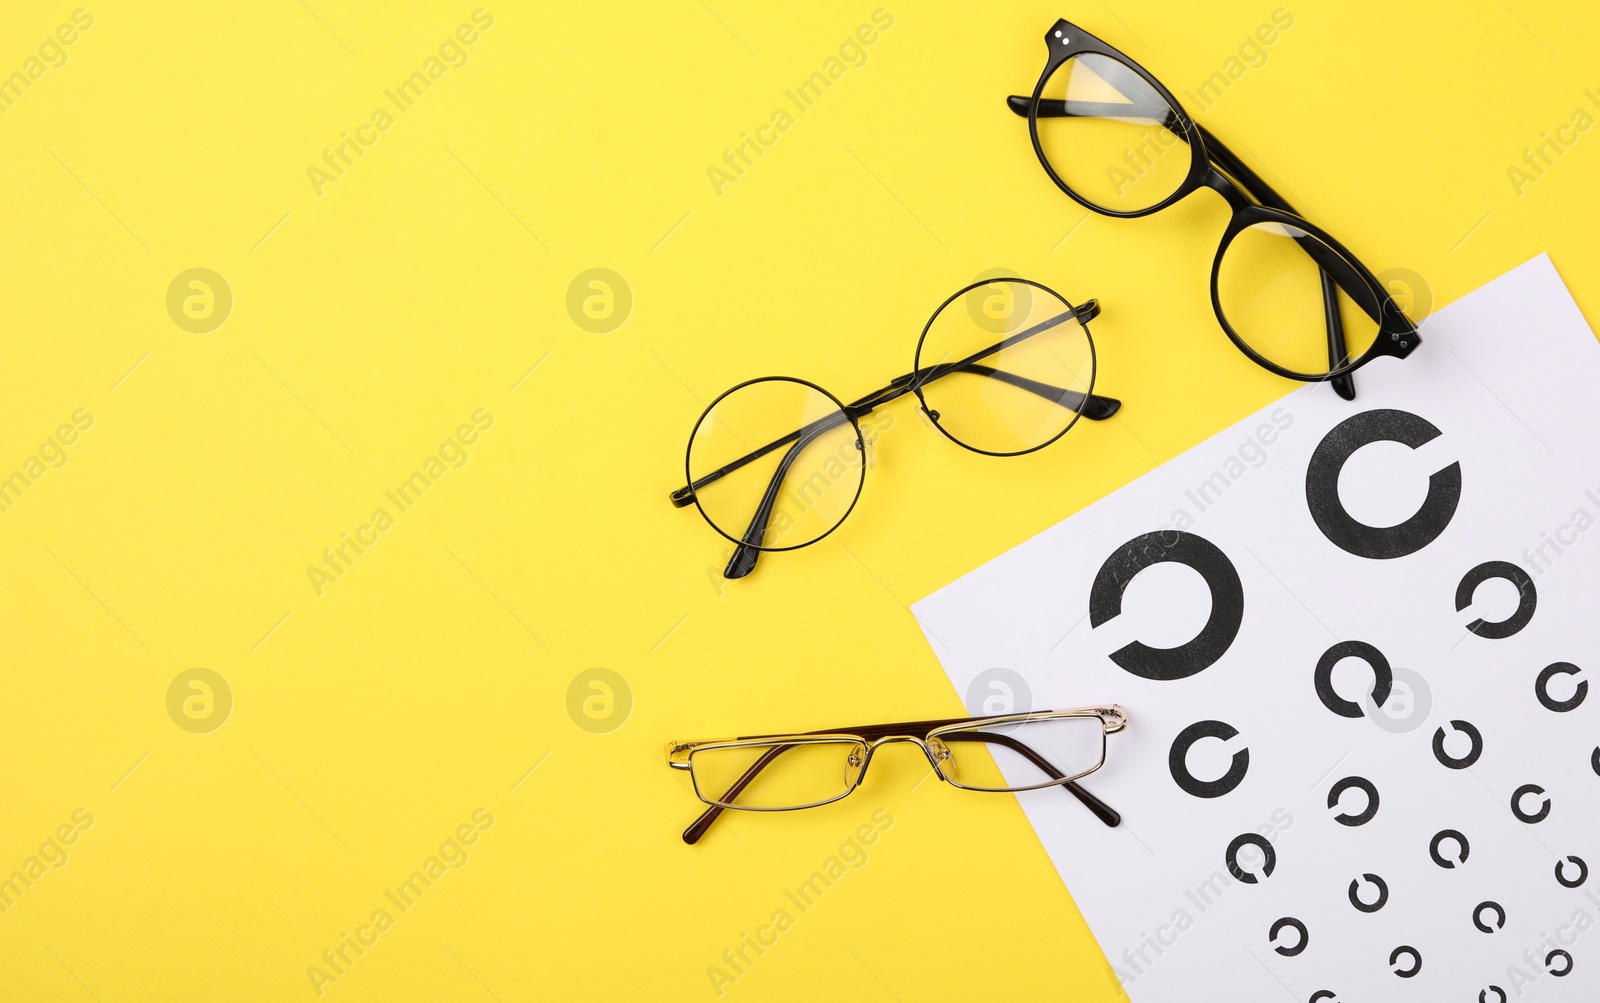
[667,706,1127,844]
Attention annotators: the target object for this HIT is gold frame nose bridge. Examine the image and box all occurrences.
[863,735,948,771]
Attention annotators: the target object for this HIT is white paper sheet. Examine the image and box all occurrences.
[913,255,1600,1001]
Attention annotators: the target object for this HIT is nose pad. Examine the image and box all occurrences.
[917,406,941,431]
[858,432,875,471]
[844,742,867,787]
[927,737,956,779]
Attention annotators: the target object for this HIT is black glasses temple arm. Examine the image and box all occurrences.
[1007,95,1396,395]
[669,403,852,508]
[864,302,1116,418]
[1004,90,1298,218]
[908,300,1117,414]
[1007,94,1175,125]
[1180,125,1347,398]
[1005,94,1343,267]
[669,422,810,508]
[1005,95,1290,217]
[717,427,828,579]
[945,364,1120,420]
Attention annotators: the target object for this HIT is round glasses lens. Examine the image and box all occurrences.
[1035,52,1192,212]
[915,279,1095,455]
[1215,221,1381,378]
[687,378,863,551]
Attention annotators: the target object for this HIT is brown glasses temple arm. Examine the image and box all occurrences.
[940,731,1120,827]
[682,743,796,845]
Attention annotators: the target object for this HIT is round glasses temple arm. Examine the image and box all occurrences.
[682,743,796,845]
[720,425,830,579]
[670,404,855,509]
[857,316,1119,418]
[941,731,1120,827]
[942,364,1120,419]
[669,421,815,508]
[906,301,1117,413]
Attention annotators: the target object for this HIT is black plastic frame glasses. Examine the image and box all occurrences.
[667,706,1127,845]
[1008,19,1421,399]
[668,278,1123,580]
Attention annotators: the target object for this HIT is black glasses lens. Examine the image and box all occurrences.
[1215,221,1381,378]
[1035,53,1190,212]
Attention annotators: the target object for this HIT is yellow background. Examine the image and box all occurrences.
[2,0,1597,999]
